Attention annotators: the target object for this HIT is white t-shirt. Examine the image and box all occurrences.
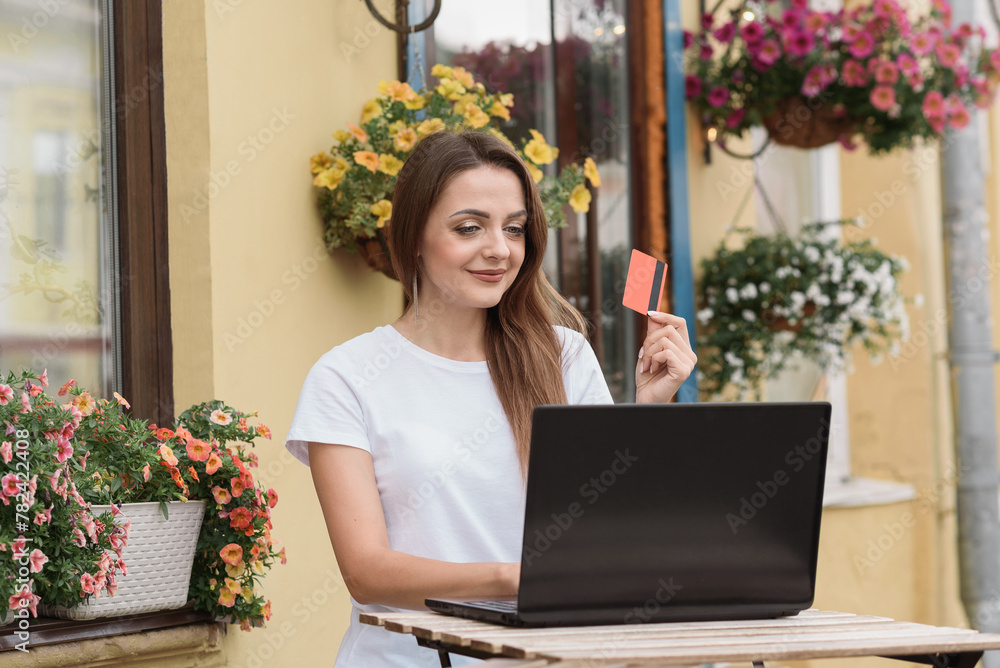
[286,324,614,667]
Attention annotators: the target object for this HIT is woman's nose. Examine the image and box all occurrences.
[484,229,511,260]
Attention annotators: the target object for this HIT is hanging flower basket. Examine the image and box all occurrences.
[761,97,858,150]
[40,501,205,620]
[684,0,1000,155]
[355,230,396,280]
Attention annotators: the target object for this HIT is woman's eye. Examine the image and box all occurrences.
[506,226,526,236]
[456,225,479,235]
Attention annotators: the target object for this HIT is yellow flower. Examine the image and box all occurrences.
[488,100,511,121]
[354,150,379,173]
[252,560,265,575]
[378,154,404,176]
[403,95,426,111]
[462,102,490,129]
[361,98,382,123]
[393,127,418,152]
[377,79,418,102]
[498,93,514,108]
[225,561,246,578]
[474,82,486,94]
[569,183,592,213]
[370,199,392,228]
[487,127,515,148]
[431,63,454,79]
[224,577,241,595]
[332,129,352,143]
[526,161,543,184]
[309,151,333,175]
[436,78,466,100]
[347,122,368,143]
[584,157,601,187]
[451,66,475,88]
[387,120,407,136]
[524,129,559,165]
[242,585,254,601]
[416,118,445,137]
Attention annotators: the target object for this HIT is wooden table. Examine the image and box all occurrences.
[361,609,1000,667]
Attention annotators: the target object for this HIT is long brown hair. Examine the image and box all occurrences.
[388,130,587,477]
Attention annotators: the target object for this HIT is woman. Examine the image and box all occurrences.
[286,130,697,666]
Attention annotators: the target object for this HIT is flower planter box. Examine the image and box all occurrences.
[40,500,205,620]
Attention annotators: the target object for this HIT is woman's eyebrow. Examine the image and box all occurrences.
[447,208,528,219]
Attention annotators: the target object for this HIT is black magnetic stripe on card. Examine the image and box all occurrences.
[648,260,665,311]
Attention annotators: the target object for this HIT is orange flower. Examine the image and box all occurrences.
[212,485,232,504]
[112,392,131,409]
[267,488,278,509]
[205,452,223,475]
[186,439,211,462]
[187,466,200,482]
[346,122,367,143]
[158,444,178,467]
[261,600,272,621]
[70,392,96,416]
[174,425,193,443]
[229,507,253,530]
[58,379,76,397]
[219,543,244,566]
[153,426,174,441]
[218,587,236,608]
[237,418,249,433]
[256,424,272,439]
[142,464,151,482]
[353,151,379,173]
[230,477,245,498]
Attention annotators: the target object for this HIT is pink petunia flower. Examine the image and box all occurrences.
[849,31,875,59]
[874,60,899,84]
[0,441,11,464]
[912,31,937,56]
[56,437,74,463]
[741,22,765,44]
[72,528,87,547]
[210,409,233,426]
[113,392,131,409]
[33,506,52,526]
[685,75,702,99]
[706,86,730,107]
[28,548,48,574]
[713,22,736,43]
[870,85,897,111]
[20,392,30,414]
[725,108,746,128]
[37,369,48,388]
[0,384,12,405]
[783,30,815,57]
[936,42,961,68]
[842,60,869,87]
[58,378,76,396]
[922,90,945,117]
[1,474,20,498]
[897,53,919,76]
[9,588,41,618]
[80,573,97,595]
[804,12,827,32]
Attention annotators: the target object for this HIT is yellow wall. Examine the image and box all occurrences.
[163,1,402,664]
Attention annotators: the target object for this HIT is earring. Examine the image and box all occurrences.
[412,274,419,324]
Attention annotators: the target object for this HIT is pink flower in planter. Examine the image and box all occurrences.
[757,39,781,66]
[922,90,945,117]
[212,485,233,504]
[19,392,30,413]
[0,441,10,464]
[11,535,28,557]
[220,543,244,566]
[57,378,76,397]
[0,384,13,405]
[783,30,815,57]
[870,85,897,111]
[781,8,803,30]
[55,437,73,463]
[186,438,212,462]
[28,549,48,574]
[842,60,869,87]
[842,22,861,42]
[804,12,827,32]
[848,31,875,58]
[33,505,52,526]
[897,53,919,76]
[80,573,97,595]
[36,369,48,388]
[113,392,130,409]
[8,588,40,618]
[936,42,961,69]
[1,474,20,498]
[701,12,714,30]
[874,60,899,84]
[713,22,736,43]
[685,75,702,99]
[210,409,233,426]
[707,86,730,107]
[741,22,764,44]
[72,528,87,547]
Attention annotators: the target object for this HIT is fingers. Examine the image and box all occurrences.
[642,323,697,370]
[647,310,691,346]
[640,335,695,376]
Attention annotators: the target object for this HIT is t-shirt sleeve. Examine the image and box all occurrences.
[558,327,615,405]
[285,347,371,467]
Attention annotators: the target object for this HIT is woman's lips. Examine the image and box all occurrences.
[469,270,505,283]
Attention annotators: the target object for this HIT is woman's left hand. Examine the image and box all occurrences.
[635,310,698,404]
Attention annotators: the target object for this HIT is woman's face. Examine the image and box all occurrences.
[417,165,527,312]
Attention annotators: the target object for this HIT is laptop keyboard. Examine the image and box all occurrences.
[466,599,518,612]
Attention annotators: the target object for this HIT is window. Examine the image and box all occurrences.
[0,0,172,424]
[420,0,656,402]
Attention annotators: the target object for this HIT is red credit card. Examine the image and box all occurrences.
[622,249,667,314]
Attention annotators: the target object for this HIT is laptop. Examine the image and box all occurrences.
[426,401,831,627]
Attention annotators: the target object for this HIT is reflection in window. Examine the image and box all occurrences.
[432,0,636,401]
[0,1,112,396]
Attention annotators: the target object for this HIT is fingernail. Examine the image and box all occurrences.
[638,347,644,359]
[647,310,665,317]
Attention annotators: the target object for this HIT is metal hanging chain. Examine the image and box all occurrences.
[753,173,787,234]
[364,0,442,34]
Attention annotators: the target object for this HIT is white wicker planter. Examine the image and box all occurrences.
[41,500,206,620]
